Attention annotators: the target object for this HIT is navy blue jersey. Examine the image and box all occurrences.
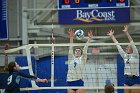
[0,72,9,89]
[5,70,37,91]
[0,71,37,93]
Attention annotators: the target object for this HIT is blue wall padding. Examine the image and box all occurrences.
[54,56,68,86]
[117,54,124,93]
[35,56,68,93]
[15,56,36,93]
[16,56,68,93]
[36,56,51,86]
[15,56,36,73]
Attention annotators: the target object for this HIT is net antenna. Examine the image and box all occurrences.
[50,0,55,88]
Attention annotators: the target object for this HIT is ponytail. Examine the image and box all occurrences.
[7,61,16,72]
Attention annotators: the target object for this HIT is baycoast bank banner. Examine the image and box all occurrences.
[58,8,130,24]
[0,0,8,40]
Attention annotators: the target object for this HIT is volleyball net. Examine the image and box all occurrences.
[4,43,140,92]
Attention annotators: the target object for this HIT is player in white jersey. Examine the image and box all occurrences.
[107,25,140,93]
[67,29,92,93]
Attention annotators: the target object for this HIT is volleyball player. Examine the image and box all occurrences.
[67,29,92,93]
[5,61,48,93]
[107,25,140,93]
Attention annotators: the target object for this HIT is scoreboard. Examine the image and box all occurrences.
[58,0,130,24]
[58,0,129,9]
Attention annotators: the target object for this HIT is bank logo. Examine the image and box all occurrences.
[73,10,116,22]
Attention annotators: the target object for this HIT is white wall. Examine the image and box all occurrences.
[0,55,16,66]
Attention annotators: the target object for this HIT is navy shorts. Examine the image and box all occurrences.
[67,79,84,91]
[124,75,140,86]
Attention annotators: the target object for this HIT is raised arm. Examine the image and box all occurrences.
[107,29,126,58]
[107,29,118,43]
[68,29,75,44]
[87,30,93,43]
[83,30,93,58]
[122,25,133,42]
[122,25,139,55]
[68,29,75,59]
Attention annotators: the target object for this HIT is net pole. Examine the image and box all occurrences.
[51,0,55,87]
[51,44,54,87]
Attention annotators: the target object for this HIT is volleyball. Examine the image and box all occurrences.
[74,29,84,40]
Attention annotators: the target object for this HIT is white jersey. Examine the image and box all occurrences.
[116,41,139,76]
[67,43,88,81]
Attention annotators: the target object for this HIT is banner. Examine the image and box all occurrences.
[58,8,130,24]
[0,0,8,40]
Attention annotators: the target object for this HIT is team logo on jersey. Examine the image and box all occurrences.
[74,61,77,68]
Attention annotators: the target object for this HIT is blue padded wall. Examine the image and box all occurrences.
[15,56,36,93]
[35,56,68,93]
[15,56,68,93]
[117,55,124,93]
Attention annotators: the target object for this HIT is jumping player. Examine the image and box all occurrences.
[67,29,92,93]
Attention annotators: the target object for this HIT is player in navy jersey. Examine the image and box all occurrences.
[5,61,48,93]
[107,25,140,93]
[67,29,92,93]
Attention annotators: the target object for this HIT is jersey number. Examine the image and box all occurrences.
[7,75,13,85]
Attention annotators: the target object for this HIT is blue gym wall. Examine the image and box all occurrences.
[15,56,68,93]
[117,55,124,93]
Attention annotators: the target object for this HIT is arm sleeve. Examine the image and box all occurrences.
[18,71,37,80]
[68,45,73,61]
[130,40,139,57]
[115,42,126,59]
[82,42,88,61]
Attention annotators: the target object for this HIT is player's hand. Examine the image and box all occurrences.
[107,29,114,36]
[36,78,48,83]
[122,25,128,32]
[41,79,48,83]
[68,28,75,39]
[88,30,93,41]
[88,30,93,42]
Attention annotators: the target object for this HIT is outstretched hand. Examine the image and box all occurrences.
[67,28,75,39]
[42,79,48,83]
[36,78,48,83]
[107,29,114,36]
[122,25,128,32]
[88,30,93,40]
[87,30,93,43]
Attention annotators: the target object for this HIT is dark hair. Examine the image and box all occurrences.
[105,84,114,93]
[7,61,16,72]
[73,48,83,55]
